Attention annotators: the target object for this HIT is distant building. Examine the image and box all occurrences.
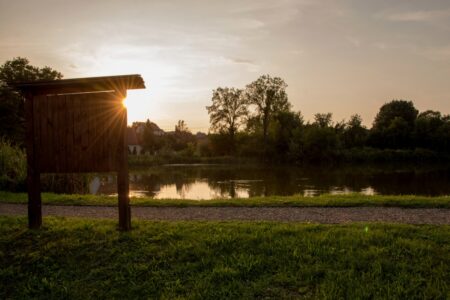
[195,132,207,140]
[132,121,165,137]
[126,127,143,155]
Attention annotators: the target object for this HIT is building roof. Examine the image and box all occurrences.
[10,74,145,95]
[126,128,140,145]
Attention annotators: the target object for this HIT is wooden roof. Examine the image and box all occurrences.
[11,74,145,95]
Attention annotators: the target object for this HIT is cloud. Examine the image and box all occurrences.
[346,36,361,47]
[381,9,450,22]
[373,42,388,50]
[418,45,450,61]
[229,57,255,64]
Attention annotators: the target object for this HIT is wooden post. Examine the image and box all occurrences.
[25,93,42,229]
[117,90,131,230]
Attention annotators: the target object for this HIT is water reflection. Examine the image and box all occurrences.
[88,164,450,199]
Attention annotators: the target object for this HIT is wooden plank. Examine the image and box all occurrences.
[13,74,145,95]
[97,94,107,171]
[51,95,61,172]
[117,90,131,230]
[112,93,124,171]
[38,95,49,170]
[104,92,119,171]
[88,93,99,171]
[59,95,67,172]
[66,95,74,173]
[32,95,41,167]
[25,93,42,229]
[73,96,82,172]
[106,94,120,171]
[80,93,90,170]
[45,95,55,172]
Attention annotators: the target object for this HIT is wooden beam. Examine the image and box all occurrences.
[25,93,42,229]
[11,74,145,96]
[117,90,131,231]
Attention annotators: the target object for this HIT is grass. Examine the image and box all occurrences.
[0,216,449,299]
[1,191,450,208]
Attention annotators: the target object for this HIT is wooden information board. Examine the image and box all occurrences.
[13,75,145,230]
[33,92,124,173]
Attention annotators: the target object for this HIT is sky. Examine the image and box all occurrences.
[1,0,450,132]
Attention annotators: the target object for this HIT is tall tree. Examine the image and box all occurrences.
[373,100,418,131]
[0,57,63,144]
[171,120,195,151]
[207,87,247,151]
[313,113,333,128]
[371,100,418,148]
[175,120,189,133]
[343,114,368,148]
[245,75,290,147]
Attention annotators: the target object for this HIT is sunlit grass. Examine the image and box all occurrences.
[1,191,449,208]
[0,217,448,299]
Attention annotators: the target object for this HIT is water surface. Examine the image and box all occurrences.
[89,164,450,199]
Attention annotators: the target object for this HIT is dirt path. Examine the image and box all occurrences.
[1,203,450,224]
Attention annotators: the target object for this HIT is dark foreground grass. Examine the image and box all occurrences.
[1,191,450,208]
[0,217,449,299]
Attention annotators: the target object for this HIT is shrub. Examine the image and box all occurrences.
[0,138,26,191]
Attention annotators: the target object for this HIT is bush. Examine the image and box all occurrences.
[0,138,26,191]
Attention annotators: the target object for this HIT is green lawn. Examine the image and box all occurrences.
[0,217,449,299]
[1,191,450,208]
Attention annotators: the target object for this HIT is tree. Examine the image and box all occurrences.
[373,100,418,131]
[414,110,449,151]
[171,120,195,152]
[342,114,368,148]
[371,100,418,148]
[245,75,290,147]
[270,111,303,160]
[313,113,333,128]
[206,87,248,152]
[0,57,62,83]
[142,119,163,154]
[175,120,189,133]
[0,57,63,144]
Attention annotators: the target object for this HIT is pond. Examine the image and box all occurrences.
[88,164,450,199]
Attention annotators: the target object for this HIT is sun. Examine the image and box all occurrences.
[122,97,128,108]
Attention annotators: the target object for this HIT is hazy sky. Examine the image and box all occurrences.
[1,0,450,131]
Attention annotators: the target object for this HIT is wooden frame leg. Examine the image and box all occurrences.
[27,169,42,229]
[118,170,131,230]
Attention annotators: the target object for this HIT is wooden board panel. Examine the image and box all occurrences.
[72,96,82,172]
[35,91,124,173]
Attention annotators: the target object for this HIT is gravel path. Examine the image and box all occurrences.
[1,203,450,224]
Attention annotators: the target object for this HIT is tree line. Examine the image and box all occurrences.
[1,58,449,163]
[205,75,450,162]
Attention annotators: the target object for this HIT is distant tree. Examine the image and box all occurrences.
[171,120,195,152]
[342,114,368,148]
[0,57,62,83]
[207,87,248,153]
[142,119,163,154]
[371,100,418,148]
[0,57,63,145]
[414,110,450,151]
[313,113,333,128]
[245,75,290,147]
[373,100,418,131]
[270,111,303,160]
[301,125,338,162]
[175,120,189,133]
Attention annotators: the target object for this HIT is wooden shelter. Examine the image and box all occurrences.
[13,74,146,230]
